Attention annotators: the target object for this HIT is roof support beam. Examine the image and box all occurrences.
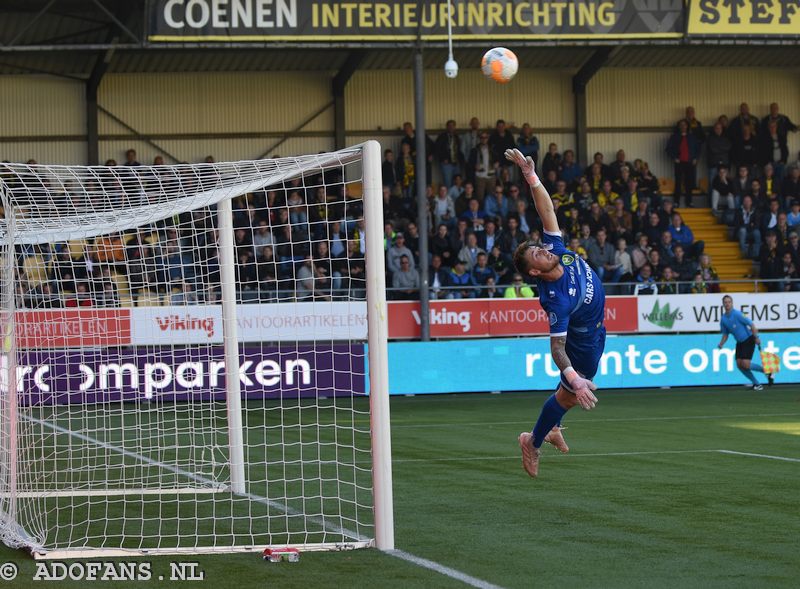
[572,47,618,165]
[86,46,112,164]
[332,51,366,150]
[6,0,59,47]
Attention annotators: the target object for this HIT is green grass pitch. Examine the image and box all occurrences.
[2,385,799,588]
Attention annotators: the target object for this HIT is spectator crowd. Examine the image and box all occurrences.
[5,101,800,308]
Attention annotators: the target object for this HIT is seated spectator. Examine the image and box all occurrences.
[488,245,512,283]
[460,197,486,232]
[569,237,588,262]
[636,161,660,206]
[450,218,470,253]
[631,234,651,271]
[405,221,421,263]
[616,171,639,212]
[484,184,509,220]
[615,238,633,282]
[583,202,611,235]
[478,219,502,252]
[472,253,497,294]
[670,212,704,258]
[171,281,199,305]
[458,233,486,271]
[778,252,799,292]
[503,273,534,298]
[698,254,720,293]
[484,276,503,298]
[734,195,761,258]
[648,249,665,280]
[429,254,451,300]
[551,180,573,209]
[658,229,676,264]
[608,198,634,243]
[645,212,666,247]
[578,223,594,252]
[787,231,800,265]
[635,264,657,295]
[782,166,800,209]
[433,184,457,228]
[448,174,465,201]
[732,164,752,205]
[588,228,620,283]
[759,232,784,291]
[574,181,594,212]
[454,181,475,216]
[659,266,679,294]
[386,233,414,274]
[632,199,650,235]
[671,245,696,291]
[560,149,582,186]
[690,272,708,294]
[391,255,420,300]
[541,142,561,177]
[585,152,611,181]
[788,200,800,228]
[432,223,455,266]
[597,179,620,209]
[760,199,782,236]
[65,282,93,307]
[499,216,525,254]
[448,260,477,299]
[711,166,735,213]
[762,163,780,200]
[609,149,632,181]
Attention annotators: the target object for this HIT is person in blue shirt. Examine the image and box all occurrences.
[505,147,606,478]
[718,295,771,390]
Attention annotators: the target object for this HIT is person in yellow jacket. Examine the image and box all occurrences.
[503,273,535,298]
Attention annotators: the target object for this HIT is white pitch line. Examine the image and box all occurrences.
[390,449,720,464]
[25,415,503,589]
[390,412,800,429]
[389,549,506,589]
[717,450,800,463]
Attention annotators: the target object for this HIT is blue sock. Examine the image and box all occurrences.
[740,367,758,385]
[750,362,764,373]
[531,394,568,449]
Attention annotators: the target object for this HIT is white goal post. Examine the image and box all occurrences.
[0,141,393,558]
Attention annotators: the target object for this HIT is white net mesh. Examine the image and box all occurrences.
[0,145,381,557]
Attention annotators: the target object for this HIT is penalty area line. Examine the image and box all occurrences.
[391,449,720,464]
[389,549,506,589]
[717,449,800,463]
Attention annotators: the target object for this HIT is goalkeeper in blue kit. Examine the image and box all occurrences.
[505,148,606,478]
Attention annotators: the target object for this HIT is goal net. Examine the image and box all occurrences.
[0,141,393,558]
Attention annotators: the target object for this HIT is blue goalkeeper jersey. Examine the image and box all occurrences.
[537,231,606,338]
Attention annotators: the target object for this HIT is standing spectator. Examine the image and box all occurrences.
[386,233,414,274]
[609,149,632,181]
[428,254,450,299]
[469,132,496,200]
[666,119,700,207]
[759,232,784,291]
[540,143,561,177]
[762,102,797,178]
[434,119,463,188]
[587,228,620,282]
[381,149,397,187]
[396,142,416,198]
[123,149,141,166]
[683,106,705,145]
[759,120,789,179]
[732,125,759,173]
[734,195,761,258]
[391,255,420,300]
[711,166,736,213]
[400,121,434,181]
[516,124,540,169]
[729,102,760,145]
[670,212,704,258]
[778,252,799,291]
[488,119,516,177]
[503,273,534,298]
[460,117,481,177]
[706,121,732,183]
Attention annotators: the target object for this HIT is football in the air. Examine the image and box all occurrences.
[481,47,518,84]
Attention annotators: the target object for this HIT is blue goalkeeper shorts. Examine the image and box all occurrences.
[559,326,607,392]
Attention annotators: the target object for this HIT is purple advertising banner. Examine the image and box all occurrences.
[17,345,366,405]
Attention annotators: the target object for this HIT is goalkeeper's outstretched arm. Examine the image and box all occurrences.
[505,148,559,235]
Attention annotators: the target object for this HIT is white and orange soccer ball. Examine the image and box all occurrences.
[481,47,518,84]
